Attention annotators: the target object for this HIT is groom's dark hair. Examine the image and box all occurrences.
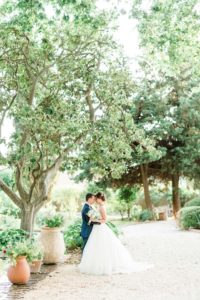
[86,193,94,201]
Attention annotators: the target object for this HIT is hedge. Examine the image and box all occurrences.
[179,206,200,230]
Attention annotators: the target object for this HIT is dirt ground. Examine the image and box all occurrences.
[22,220,200,300]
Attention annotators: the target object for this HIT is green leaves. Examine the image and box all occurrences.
[0,229,29,251]
[129,0,200,182]
[41,213,65,228]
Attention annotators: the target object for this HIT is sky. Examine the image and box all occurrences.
[97,0,140,59]
[0,0,146,152]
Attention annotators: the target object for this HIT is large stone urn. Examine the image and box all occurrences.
[39,227,65,264]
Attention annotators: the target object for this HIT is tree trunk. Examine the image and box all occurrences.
[172,173,180,218]
[140,164,153,211]
[127,207,131,220]
[20,205,37,234]
[119,210,124,220]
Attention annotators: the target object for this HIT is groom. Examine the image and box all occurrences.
[80,193,96,251]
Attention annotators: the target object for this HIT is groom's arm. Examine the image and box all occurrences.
[82,206,90,224]
[90,221,101,225]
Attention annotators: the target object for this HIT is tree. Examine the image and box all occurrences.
[73,57,162,211]
[117,186,138,220]
[77,0,200,217]
[130,0,200,216]
[0,0,121,232]
[51,187,81,217]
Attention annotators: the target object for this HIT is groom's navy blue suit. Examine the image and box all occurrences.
[81,203,93,250]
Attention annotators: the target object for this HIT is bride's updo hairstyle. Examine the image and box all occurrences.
[95,192,106,202]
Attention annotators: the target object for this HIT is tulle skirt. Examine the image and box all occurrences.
[79,224,152,275]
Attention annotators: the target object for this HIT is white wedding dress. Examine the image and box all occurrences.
[79,205,153,275]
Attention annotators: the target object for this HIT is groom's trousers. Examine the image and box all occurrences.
[82,237,88,251]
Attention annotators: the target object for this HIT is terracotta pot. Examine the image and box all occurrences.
[7,256,30,285]
[30,260,43,273]
[158,211,167,221]
[39,227,65,264]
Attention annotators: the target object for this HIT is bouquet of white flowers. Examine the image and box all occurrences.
[87,209,100,225]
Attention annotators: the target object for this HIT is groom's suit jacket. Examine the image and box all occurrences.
[81,203,93,239]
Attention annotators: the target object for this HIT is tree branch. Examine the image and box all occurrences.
[85,84,95,123]
[0,178,22,208]
[16,164,29,200]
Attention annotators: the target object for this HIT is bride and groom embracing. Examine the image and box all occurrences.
[79,192,153,275]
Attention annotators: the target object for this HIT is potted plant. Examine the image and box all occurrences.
[2,240,33,285]
[29,242,44,273]
[39,213,65,264]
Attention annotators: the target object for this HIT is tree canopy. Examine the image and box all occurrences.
[0,0,129,231]
[0,0,200,232]
[75,0,200,215]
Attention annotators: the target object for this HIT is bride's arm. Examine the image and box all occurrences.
[99,206,106,223]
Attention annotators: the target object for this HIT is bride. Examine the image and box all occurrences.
[79,192,152,275]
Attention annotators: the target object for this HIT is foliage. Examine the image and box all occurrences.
[112,199,127,220]
[64,218,121,250]
[0,214,20,230]
[118,186,138,203]
[131,205,142,221]
[74,2,195,211]
[41,213,64,228]
[0,192,20,218]
[136,185,171,208]
[51,186,82,218]
[64,218,83,250]
[179,189,200,207]
[0,0,124,233]
[139,210,155,222]
[184,198,200,208]
[1,0,200,232]
[136,184,199,208]
[81,182,112,199]
[36,206,56,226]
[0,229,29,251]
[2,240,35,265]
[28,241,44,261]
[179,206,200,230]
[116,186,138,220]
[131,0,200,195]
[0,170,14,188]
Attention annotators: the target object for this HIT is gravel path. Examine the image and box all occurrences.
[23,220,200,300]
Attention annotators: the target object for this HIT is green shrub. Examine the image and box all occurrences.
[1,206,20,218]
[0,214,20,230]
[0,229,29,251]
[64,219,83,250]
[0,192,20,218]
[184,198,200,208]
[139,209,155,222]
[179,206,200,230]
[41,213,64,228]
[0,199,20,219]
[131,205,142,221]
[2,240,37,265]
